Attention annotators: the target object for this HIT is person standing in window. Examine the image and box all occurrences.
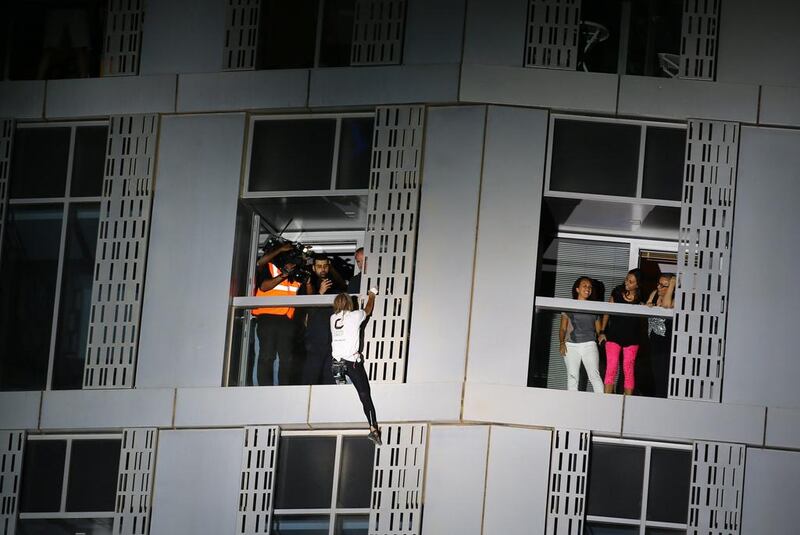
[600,269,643,395]
[646,274,676,398]
[346,247,365,294]
[330,289,381,445]
[559,277,605,393]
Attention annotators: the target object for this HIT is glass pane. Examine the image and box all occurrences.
[272,515,330,535]
[550,120,641,197]
[337,436,374,508]
[642,127,686,201]
[71,126,108,197]
[586,443,646,519]
[248,119,337,192]
[584,523,640,534]
[0,205,63,390]
[336,118,374,190]
[577,0,622,74]
[335,514,369,535]
[646,448,691,523]
[258,0,318,69]
[19,440,67,513]
[10,127,71,198]
[626,0,683,77]
[66,439,121,512]
[17,517,113,535]
[274,436,336,509]
[319,0,355,67]
[52,204,100,390]
[645,529,686,535]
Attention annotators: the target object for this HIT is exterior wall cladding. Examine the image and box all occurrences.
[2,1,800,534]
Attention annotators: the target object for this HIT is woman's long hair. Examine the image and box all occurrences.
[333,293,354,314]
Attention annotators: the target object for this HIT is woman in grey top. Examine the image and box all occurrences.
[559,277,605,393]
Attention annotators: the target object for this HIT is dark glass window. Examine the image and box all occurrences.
[52,204,100,390]
[18,518,113,535]
[19,440,67,513]
[257,0,318,69]
[274,436,337,509]
[577,0,622,74]
[626,0,683,77]
[10,127,71,198]
[642,127,686,201]
[586,443,646,519]
[550,120,641,197]
[335,515,369,535]
[644,529,686,535]
[319,0,356,67]
[66,439,121,512]
[71,126,108,197]
[646,448,691,523]
[584,524,640,535]
[337,437,374,508]
[249,119,337,192]
[336,118,374,189]
[271,515,330,534]
[0,205,63,390]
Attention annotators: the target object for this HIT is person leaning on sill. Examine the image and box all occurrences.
[646,273,676,398]
[559,276,605,394]
[600,269,643,395]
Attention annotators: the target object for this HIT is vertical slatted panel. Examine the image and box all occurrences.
[362,106,425,383]
[0,431,24,535]
[369,424,427,535]
[545,429,589,535]
[223,0,261,71]
[0,120,12,269]
[237,426,280,535]
[351,0,406,65]
[670,119,738,402]
[113,428,157,535]
[524,0,581,70]
[102,0,144,76]
[84,114,159,389]
[680,0,720,80]
[688,441,745,535]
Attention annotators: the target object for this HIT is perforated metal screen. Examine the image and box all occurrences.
[351,0,406,65]
[688,441,745,535]
[545,429,589,535]
[237,426,280,535]
[102,0,144,76]
[113,428,157,535]
[0,431,24,535]
[680,0,719,80]
[524,0,581,70]
[223,0,260,71]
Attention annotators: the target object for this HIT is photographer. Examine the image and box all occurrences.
[251,242,302,386]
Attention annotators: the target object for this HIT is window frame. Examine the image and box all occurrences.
[4,120,107,391]
[273,429,373,534]
[587,436,691,533]
[19,433,122,521]
[545,114,686,208]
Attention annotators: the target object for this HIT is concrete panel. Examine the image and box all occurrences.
[0,391,41,430]
[462,383,624,435]
[137,114,246,388]
[725,126,800,409]
[150,428,243,535]
[765,406,800,450]
[466,106,547,386]
[407,106,485,383]
[617,75,758,123]
[422,425,489,535]
[622,396,765,446]
[39,388,174,430]
[139,0,226,75]
[759,85,800,128]
[174,386,310,428]
[717,0,800,87]
[403,0,466,64]
[308,382,463,427]
[460,64,619,114]
[177,70,309,113]
[482,426,551,535]
[741,448,800,535]
[463,0,528,65]
[45,75,177,119]
[0,81,45,119]
[308,64,460,107]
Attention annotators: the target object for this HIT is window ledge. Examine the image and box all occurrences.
[535,296,672,317]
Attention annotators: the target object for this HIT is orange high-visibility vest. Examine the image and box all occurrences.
[252,263,301,318]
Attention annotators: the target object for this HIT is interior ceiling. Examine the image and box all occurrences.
[545,196,680,241]
[248,195,368,234]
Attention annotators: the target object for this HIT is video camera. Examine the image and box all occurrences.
[259,234,313,284]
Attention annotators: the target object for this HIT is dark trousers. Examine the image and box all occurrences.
[650,333,671,398]
[338,358,378,428]
[255,314,295,386]
[303,344,335,385]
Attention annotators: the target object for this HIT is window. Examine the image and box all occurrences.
[272,431,374,534]
[18,435,121,534]
[585,438,691,534]
[0,123,106,391]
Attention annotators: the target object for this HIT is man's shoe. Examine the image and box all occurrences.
[368,428,382,446]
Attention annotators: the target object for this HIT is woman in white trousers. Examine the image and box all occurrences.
[559,277,605,393]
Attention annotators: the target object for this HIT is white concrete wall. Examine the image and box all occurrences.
[403,0,466,64]
[137,113,246,388]
[741,448,800,535]
[463,0,527,66]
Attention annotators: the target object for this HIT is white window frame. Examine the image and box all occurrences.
[5,121,108,391]
[242,111,375,199]
[586,436,691,534]
[272,429,372,535]
[19,433,122,522]
[545,114,686,208]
